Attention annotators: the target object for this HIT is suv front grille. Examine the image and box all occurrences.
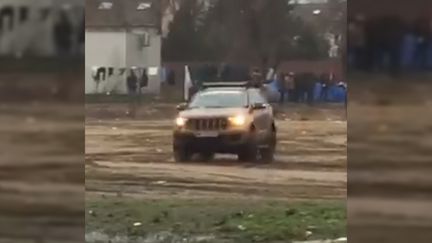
[186,118,228,131]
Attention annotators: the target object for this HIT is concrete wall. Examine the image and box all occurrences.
[0,0,83,57]
[85,28,162,94]
[126,28,161,94]
[85,31,127,94]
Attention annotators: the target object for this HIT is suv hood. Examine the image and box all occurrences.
[179,107,248,118]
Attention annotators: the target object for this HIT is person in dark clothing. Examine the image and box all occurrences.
[135,68,148,100]
[294,72,316,104]
[127,69,139,117]
[249,67,263,88]
[53,11,72,56]
[127,69,138,95]
[277,72,287,104]
[286,72,296,102]
[140,68,149,89]
[167,69,176,86]
[319,72,330,102]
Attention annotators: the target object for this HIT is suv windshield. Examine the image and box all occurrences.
[189,90,247,108]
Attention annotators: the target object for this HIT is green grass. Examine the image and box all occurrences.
[86,197,346,243]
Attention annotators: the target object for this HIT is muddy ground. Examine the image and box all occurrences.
[0,104,84,243]
[0,72,84,243]
[348,78,432,243]
[85,103,347,202]
[85,102,347,242]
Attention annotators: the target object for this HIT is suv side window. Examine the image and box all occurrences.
[248,89,267,104]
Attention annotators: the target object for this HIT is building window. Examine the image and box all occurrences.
[137,2,152,11]
[136,32,150,48]
[98,2,113,10]
[19,7,29,23]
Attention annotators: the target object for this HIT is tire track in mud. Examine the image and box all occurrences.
[86,160,346,200]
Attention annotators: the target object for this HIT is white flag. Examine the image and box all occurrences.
[266,68,275,81]
[184,65,193,101]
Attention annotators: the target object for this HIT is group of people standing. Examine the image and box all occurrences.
[276,72,340,104]
[53,10,84,57]
[348,14,432,73]
[276,72,296,103]
[126,68,149,95]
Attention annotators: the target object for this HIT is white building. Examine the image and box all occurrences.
[0,0,83,57]
[85,0,162,95]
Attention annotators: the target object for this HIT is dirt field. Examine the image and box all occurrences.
[85,103,347,201]
[348,79,432,243]
[0,71,84,243]
[85,103,347,242]
[0,103,84,243]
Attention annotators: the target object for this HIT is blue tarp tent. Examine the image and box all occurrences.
[327,85,346,102]
[401,34,417,69]
[427,43,432,69]
[313,83,346,103]
[267,79,347,103]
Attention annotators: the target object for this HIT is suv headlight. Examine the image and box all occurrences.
[229,115,246,126]
[175,117,187,127]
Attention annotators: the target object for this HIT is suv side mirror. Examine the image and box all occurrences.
[251,103,267,110]
[176,103,188,111]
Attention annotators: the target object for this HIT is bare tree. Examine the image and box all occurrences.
[163,0,330,66]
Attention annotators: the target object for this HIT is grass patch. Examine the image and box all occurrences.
[86,197,345,243]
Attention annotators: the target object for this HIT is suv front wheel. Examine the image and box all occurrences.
[238,126,259,162]
[237,142,258,162]
[173,146,192,162]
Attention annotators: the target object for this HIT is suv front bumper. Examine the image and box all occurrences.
[173,130,252,154]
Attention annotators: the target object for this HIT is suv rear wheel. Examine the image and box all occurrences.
[260,130,276,162]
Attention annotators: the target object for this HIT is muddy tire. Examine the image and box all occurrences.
[260,135,276,163]
[237,143,258,162]
[173,147,192,162]
[238,125,259,162]
[260,147,275,162]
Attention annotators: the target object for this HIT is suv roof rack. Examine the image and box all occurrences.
[201,81,250,89]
